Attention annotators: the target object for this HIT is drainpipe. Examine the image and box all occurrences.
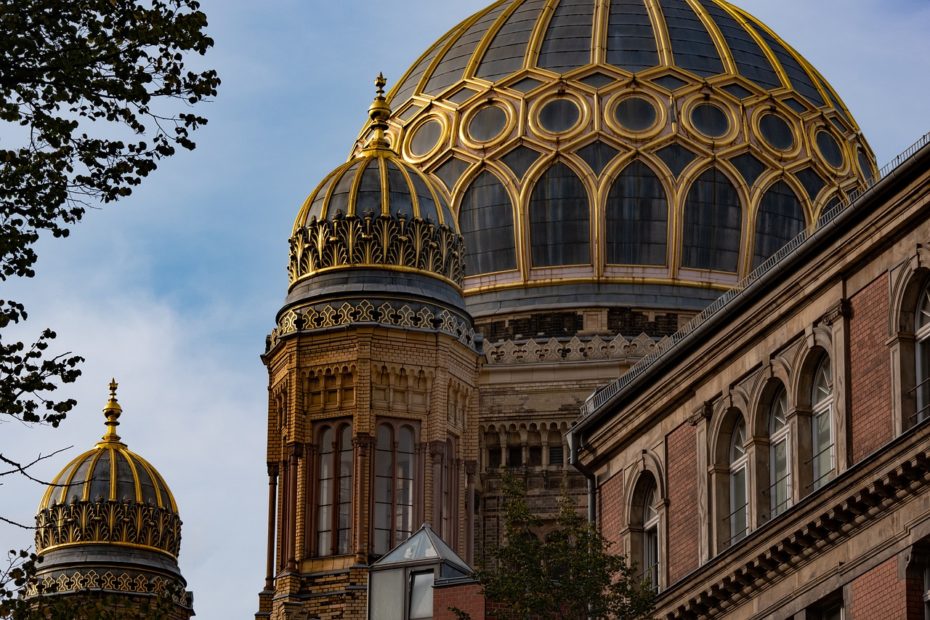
[567,427,596,525]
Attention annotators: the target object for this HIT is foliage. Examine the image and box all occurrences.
[0,0,218,615]
[475,474,655,620]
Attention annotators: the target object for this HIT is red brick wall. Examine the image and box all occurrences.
[666,423,698,585]
[434,582,485,620]
[849,273,893,464]
[849,557,909,619]
[599,471,625,550]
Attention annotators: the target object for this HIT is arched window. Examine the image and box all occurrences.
[439,437,458,545]
[810,356,835,491]
[727,418,749,547]
[753,181,806,269]
[916,283,930,424]
[374,423,417,555]
[529,162,590,267]
[459,170,517,275]
[316,423,353,556]
[606,161,668,265]
[642,486,660,589]
[630,473,661,591]
[682,168,742,272]
[768,387,791,518]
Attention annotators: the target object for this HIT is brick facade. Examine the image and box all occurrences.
[433,581,485,620]
[666,422,698,584]
[849,557,909,620]
[849,272,894,464]
[599,471,624,549]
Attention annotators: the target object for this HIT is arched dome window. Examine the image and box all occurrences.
[459,170,517,275]
[752,181,806,269]
[529,162,590,267]
[682,168,742,272]
[316,423,353,557]
[606,161,668,265]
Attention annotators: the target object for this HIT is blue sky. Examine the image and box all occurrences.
[1,1,928,618]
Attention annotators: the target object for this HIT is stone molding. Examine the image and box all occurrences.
[484,332,670,365]
[268,300,479,352]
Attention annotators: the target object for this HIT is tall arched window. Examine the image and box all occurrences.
[682,168,742,272]
[374,423,417,555]
[459,171,517,275]
[753,180,806,269]
[643,486,660,589]
[916,283,930,424]
[529,162,590,267]
[727,418,749,547]
[811,356,835,491]
[630,473,661,591]
[316,423,353,556]
[606,161,668,265]
[768,387,791,518]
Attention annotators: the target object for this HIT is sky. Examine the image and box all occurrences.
[0,1,928,618]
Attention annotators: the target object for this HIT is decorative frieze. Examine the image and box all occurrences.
[288,213,464,287]
[35,501,182,557]
[484,332,671,365]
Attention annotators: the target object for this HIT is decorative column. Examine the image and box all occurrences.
[265,463,279,590]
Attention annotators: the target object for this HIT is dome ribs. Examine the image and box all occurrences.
[537,0,597,73]
[655,0,724,77]
[605,0,660,72]
[424,2,511,96]
[391,28,457,105]
[696,0,781,89]
[475,0,548,82]
[733,8,827,107]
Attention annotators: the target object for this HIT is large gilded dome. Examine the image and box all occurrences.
[355,0,877,317]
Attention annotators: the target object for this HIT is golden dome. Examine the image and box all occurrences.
[289,76,464,290]
[35,380,181,559]
[356,0,877,317]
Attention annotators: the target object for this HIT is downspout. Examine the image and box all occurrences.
[567,427,596,525]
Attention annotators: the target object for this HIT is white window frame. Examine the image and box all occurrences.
[728,420,750,547]
[769,388,792,518]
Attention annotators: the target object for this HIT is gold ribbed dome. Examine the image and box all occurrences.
[289,76,465,289]
[354,0,877,317]
[35,381,181,559]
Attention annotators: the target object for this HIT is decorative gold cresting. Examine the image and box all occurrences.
[101,378,123,444]
[364,73,393,152]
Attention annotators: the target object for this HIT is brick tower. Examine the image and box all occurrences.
[256,76,482,620]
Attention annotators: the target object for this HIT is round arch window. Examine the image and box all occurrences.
[691,103,730,139]
[468,105,508,143]
[615,97,658,133]
[410,119,443,158]
[538,98,581,134]
[759,113,794,151]
[816,130,844,169]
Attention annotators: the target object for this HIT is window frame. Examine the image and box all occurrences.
[768,386,792,519]
[373,420,420,556]
[727,418,750,547]
[810,356,836,491]
[313,421,354,557]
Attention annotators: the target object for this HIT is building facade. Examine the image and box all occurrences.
[569,137,930,618]
[256,0,902,618]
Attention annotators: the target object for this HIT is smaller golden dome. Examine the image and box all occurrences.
[36,380,181,558]
[289,76,464,289]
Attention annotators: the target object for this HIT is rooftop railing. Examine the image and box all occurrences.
[581,131,930,419]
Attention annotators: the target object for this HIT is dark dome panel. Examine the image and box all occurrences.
[476,0,548,81]
[424,3,510,96]
[656,0,724,77]
[694,0,781,89]
[536,0,596,73]
[606,0,659,72]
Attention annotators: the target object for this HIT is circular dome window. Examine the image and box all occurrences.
[468,105,508,143]
[816,130,844,168]
[410,119,443,158]
[691,103,729,139]
[615,97,658,132]
[759,113,794,151]
[539,98,580,134]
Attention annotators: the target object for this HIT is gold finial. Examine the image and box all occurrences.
[101,378,123,443]
[364,73,393,151]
